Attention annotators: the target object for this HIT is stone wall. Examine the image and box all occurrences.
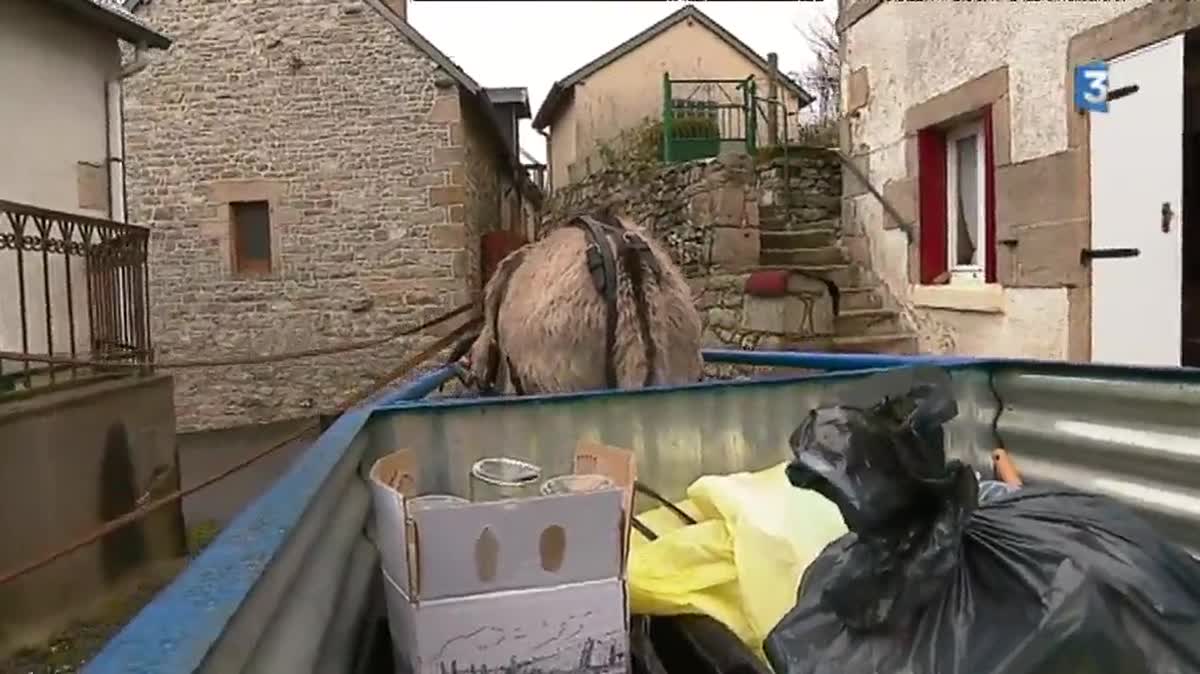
[123,0,477,431]
[460,90,503,298]
[542,152,842,373]
[542,155,761,276]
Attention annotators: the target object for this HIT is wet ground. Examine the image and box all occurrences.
[0,424,314,674]
[0,525,218,674]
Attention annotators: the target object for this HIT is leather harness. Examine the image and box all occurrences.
[574,214,663,389]
[471,214,664,395]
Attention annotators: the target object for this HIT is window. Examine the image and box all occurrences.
[231,200,272,275]
[917,109,997,285]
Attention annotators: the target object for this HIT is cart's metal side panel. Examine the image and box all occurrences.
[363,367,996,511]
[993,367,1200,552]
[83,367,460,674]
[85,353,1200,674]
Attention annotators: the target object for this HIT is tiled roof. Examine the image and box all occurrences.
[533,5,812,129]
[50,0,171,48]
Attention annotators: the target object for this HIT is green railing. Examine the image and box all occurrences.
[661,74,757,163]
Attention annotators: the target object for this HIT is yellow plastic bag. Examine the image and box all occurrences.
[628,462,847,659]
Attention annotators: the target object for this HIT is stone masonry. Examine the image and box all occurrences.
[123,0,514,431]
[460,91,505,297]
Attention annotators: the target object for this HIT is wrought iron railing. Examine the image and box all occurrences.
[0,200,152,394]
[662,74,758,163]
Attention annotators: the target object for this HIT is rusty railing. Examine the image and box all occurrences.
[0,199,151,394]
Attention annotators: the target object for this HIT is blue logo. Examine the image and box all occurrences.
[1075,61,1109,113]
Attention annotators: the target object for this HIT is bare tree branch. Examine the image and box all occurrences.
[797,10,841,122]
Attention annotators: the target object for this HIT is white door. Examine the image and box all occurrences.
[1090,35,1184,367]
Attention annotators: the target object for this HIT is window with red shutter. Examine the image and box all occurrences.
[916,106,997,285]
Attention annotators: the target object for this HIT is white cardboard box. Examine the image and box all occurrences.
[369,442,636,674]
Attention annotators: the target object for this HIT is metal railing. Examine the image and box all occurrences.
[0,199,151,394]
[835,149,915,242]
[662,74,757,163]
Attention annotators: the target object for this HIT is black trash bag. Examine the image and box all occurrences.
[764,367,1200,674]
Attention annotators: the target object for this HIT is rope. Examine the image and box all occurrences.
[0,317,480,588]
[0,302,477,370]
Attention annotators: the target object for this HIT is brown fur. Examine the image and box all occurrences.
[465,217,703,394]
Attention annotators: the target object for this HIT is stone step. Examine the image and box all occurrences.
[838,286,885,312]
[783,332,919,355]
[756,264,861,288]
[760,228,838,248]
[759,215,840,233]
[835,308,902,337]
[760,246,847,266]
[776,192,840,211]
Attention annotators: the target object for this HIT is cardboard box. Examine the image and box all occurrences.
[369,441,636,674]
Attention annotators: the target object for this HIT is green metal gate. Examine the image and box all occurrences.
[661,74,757,163]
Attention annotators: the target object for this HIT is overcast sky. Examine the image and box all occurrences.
[406,0,835,163]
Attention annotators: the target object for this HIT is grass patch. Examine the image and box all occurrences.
[0,561,184,674]
[1,520,223,672]
[186,519,221,557]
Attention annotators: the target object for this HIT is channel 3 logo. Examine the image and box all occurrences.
[1075,61,1109,113]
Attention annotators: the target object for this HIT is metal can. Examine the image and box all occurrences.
[539,474,616,496]
[406,494,469,512]
[469,457,542,502]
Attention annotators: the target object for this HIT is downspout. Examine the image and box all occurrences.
[105,42,152,350]
[535,127,551,193]
[107,42,151,223]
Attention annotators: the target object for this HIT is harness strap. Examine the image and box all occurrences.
[506,355,526,395]
[612,231,659,387]
[574,215,621,389]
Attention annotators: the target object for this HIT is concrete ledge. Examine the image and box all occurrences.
[912,283,1005,314]
[0,373,185,657]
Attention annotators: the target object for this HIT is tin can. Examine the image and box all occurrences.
[539,474,616,496]
[406,494,469,512]
[469,457,542,502]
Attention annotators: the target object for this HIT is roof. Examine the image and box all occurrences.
[485,88,532,119]
[52,0,171,48]
[532,6,813,130]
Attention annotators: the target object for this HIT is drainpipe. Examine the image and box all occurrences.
[107,42,151,224]
[535,127,551,193]
[105,43,152,350]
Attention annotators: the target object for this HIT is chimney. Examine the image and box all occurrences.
[382,0,406,21]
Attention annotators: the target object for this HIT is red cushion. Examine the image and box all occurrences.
[744,270,790,297]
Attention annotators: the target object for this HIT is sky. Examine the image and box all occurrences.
[406,0,836,164]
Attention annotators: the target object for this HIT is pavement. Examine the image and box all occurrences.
[176,418,319,528]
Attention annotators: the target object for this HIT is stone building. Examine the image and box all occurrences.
[122,0,540,431]
[839,0,1200,366]
[535,6,812,191]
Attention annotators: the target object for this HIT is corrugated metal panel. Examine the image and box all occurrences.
[84,354,1200,673]
[992,366,1200,553]
[83,367,460,674]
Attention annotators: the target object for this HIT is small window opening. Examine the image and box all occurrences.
[231,200,271,275]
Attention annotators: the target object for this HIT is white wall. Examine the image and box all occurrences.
[0,0,120,364]
[843,1,1151,359]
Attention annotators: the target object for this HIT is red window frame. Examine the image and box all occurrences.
[917,107,997,284]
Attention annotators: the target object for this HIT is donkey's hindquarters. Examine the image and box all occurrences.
[465,216,703,395]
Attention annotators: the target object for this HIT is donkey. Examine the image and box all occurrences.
[452,213,704,395]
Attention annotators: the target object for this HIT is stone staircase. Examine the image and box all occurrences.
[754,154,917,354]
